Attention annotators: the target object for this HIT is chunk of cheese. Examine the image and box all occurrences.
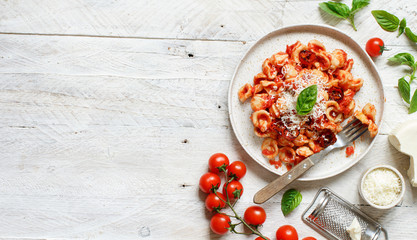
[388,120,417,187]
[346,217,361,240]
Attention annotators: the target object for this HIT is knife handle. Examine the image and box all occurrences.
[253,158,314,204]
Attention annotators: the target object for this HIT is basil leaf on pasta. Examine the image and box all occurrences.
[398,18,407,37]
[398,77,411,104]
[372,10,400,32]
[388,53,415,68]
[405,27,417,43]
[296,85,318,116]
[319,2,350,19]
[351,0,370,14]
[409,89,417,114]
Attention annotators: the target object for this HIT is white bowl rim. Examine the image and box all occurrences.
[359,164,405,209]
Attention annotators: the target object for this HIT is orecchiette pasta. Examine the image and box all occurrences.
[238,40,378,170]
[279,147,296,163]
[262,58,278,80]
[238,83,253,102]
[261,138,279,159]
[296,146,314,157]
[330,49,347,69]
[355,103,378,137]
[252,110,271,132]
[250,93,269,111]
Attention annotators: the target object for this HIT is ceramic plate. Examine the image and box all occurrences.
[228,24,384,181]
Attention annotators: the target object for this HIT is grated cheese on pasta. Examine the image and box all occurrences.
[279,70,327,131]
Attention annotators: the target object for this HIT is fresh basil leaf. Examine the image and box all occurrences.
[351,0,370,14]
[281,189,302,216]
[405,27,417,42]
[296,85,318,115]
[409,89,417,114]
[372,10,400,32]
[388,53,415,68]
[319,2,350,19]
[398,77,411,104]
[398,18,406,37]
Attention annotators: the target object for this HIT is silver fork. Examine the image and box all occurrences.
[253,118,368,204]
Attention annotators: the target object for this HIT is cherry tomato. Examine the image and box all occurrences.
[205,192,226,212]
[244,206,266,226]
[210,213,230,235]
[223,180,244,199]
[276,225,298,240]
[255,237,270,240]
[208,153,229,174]
[199,172,221,193]
[302,237,317,240]
[365,38,386,57]
[228,161,247,180]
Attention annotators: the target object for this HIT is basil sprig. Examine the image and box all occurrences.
[389,53,417,114]
[281,189,302,216]
[296,85,318,116]
[372,10,417,42]
[319,0,369,31]
[398,77,410,104]
[405,28,417,42]
[389,53,415,68]
[398,19,407,37]
[410,89,417,114]
[371,10,399,32]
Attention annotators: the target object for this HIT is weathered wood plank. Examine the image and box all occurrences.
[0,0,416,45]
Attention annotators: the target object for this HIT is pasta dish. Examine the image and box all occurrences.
[237,40,378,169]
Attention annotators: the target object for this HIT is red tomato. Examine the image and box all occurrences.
[276,225,298,240]
[223,180,244,199]
[208,153,229,173]
[205,192,226,212]
[244,206,266,226]
[228,161,247,180]
[365,38,386,57]
[255,237,270,240]
[199,172,221,193]
[302,237,317,240]
[210,213,231,235]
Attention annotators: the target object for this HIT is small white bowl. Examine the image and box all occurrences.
[359,165,405,209]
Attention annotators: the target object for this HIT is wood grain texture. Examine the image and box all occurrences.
[0,0,416,239]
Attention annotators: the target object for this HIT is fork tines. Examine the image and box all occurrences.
[342,118,368,142]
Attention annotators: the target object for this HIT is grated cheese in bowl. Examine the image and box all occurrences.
[360,165,405,209]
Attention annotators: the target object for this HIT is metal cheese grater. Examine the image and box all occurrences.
[302,187,388,240]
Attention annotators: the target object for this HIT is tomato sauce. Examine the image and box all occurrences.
[269,159,282,169]
[262,149,275,156]
[346,145,355,157]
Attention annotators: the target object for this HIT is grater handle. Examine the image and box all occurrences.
[253,158,314,204]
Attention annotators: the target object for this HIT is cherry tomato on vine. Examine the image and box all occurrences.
[276,225,298,240]
[255,237,270,240]
[208,153,229,174]
[228,161,247,180]
[223,180,244,199]
[244,206,266,226]
[365,38,387,57]
[302,237,317,240]
[205,192,226,212]
[199,172,221,193]
[210,213,231,235]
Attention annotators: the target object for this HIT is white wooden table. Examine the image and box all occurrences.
[1,1,416,239]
